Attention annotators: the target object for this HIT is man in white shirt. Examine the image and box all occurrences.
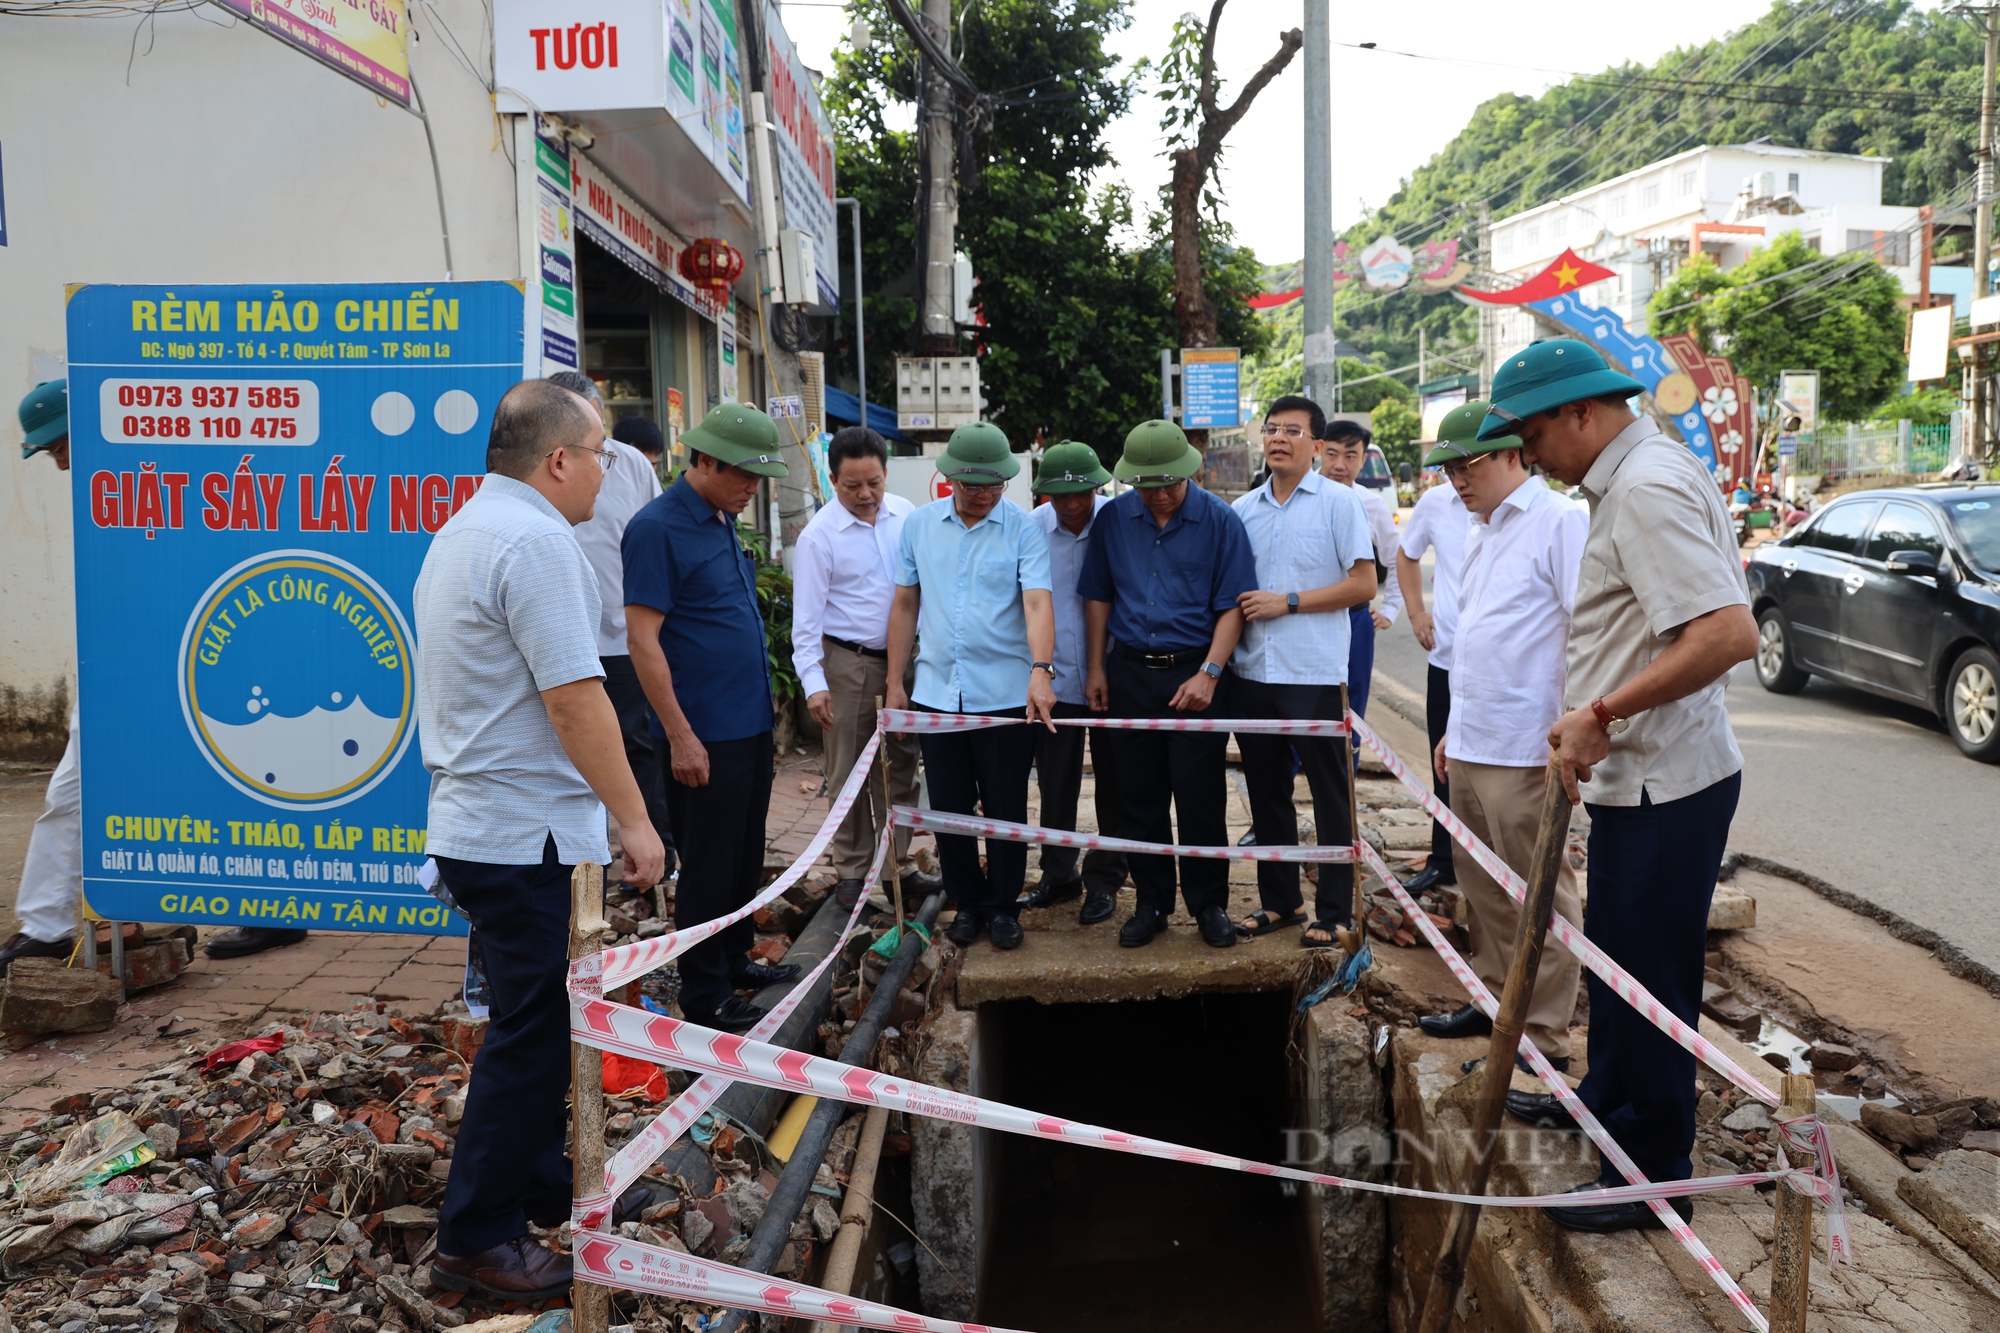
[562,378,674,878]
[1395,407,1478,896]
[1232,397,1377,947]
[792,428,931,908]
[1318,420,1403,718]
[1416,414,1589,1072]
[1017,442,1125,924]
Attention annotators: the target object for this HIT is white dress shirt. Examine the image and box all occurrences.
[1230,469,1376,685]
[1446,474,1590,768]
[1351,482,1405,623]
[1396,483,1473,671]
[574,437,663,657]
[791,492,915,697]
[1032,495,1108,707]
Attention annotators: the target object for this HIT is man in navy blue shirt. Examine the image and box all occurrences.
[624,403,800,1032]
[1080,421,1260,949]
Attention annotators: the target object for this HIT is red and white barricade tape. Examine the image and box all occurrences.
[572,827,889,1230]
[581,731,883,994]
[879,708,1349,737]
[1346,713,1788,1112]
[893,806,1354,864]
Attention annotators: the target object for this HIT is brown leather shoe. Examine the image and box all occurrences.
[431,1235,572,1301]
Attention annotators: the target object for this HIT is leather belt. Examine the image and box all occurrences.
[825,634,888,660]
[1111,642,1208,670]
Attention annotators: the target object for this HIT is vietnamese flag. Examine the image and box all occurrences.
[1457,248,1618,305]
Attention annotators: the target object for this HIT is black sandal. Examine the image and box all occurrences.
[1300,919,1343,949]
[1235,909,1307,937]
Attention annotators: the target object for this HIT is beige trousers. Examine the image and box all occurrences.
[823,639,922,880]
[1446,757,1583,1060]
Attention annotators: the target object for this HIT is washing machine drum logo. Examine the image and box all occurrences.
[179,552,415,809]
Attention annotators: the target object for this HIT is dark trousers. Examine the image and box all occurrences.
[433,836,573,1256]
[1034,701,1128,893]
[1576,772,1741,1186]
[1235,679,1352,926]
[1426,664,1455,876]
[1107,649,1230,918]
[665,733,774,1018]
[917,704,1035,921]
[601,655,676,858]
[1346,605,1375,719]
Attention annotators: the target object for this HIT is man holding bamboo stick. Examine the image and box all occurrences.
[1482,340,1756,1233]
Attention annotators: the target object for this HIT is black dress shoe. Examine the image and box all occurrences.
[1118,909,1168,947]
[1196,905,1239,949]
[834,878,867,909]
[687,996,764,1033]
[945,912,983,946]
[1516,1050,1571,1075]
[1403,862,1456,894]
[1079,890,1116,926]
[1237,829,1259,846]
[900,867,944,894]
[989,916,1025,950]
[203,927,309,960]
[1017,876,1082,909]
[735,961,802,988]
[0,933,74,975]
[1417,1004,1493,1040]
[433,1235,572,1302]
[1506,1090,1581,1131]
[1544,1181,1692,1232]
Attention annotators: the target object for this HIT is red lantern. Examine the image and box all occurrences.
[678,237,744,293]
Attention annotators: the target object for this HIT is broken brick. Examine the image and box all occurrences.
[211,1111,265,1154]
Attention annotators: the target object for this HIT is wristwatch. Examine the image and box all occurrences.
[1286,592,1301,615]
[1031,661,1055,678]
[1589,697,1629,736]
[1201,661,1223,681]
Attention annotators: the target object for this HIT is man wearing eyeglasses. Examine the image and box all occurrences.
[1415,401,1587,1076]
[624,404,800,1034]
[1230,397,1377,947]
[886,423,1057,952]
[1080,421,1259,950]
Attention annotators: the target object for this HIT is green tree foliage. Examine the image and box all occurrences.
[1370,397,1421,470]
[1649,231,1907,425]
[1310,0,1978,376]
[823,0,1267,461]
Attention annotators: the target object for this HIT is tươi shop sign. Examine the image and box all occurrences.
[66,281,526,936]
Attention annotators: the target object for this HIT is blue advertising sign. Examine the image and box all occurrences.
[66,281,525,936]
[1180,347,1241,429]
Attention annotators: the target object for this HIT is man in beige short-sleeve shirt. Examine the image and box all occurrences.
[1476,339,1756,1236]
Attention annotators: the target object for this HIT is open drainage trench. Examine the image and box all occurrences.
[958,991,1334,1333]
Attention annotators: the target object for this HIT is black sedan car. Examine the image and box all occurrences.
[1748,483,2000,761]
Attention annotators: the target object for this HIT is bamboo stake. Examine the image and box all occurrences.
[877,695,904,935]
[807,1106,892,1333]
[570,860,612,1333]
[1769,1072,1819,1333]
[1416,759,1573,1333]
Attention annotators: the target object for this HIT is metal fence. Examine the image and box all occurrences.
[1791,414,1963,479]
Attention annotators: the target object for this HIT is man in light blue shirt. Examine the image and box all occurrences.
[886,423,1056,951]
[1231,395,1376,948]
[1018,442,1125,925]
[416,379,665,1303]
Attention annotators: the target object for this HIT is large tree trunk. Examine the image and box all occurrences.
[1171,147,1219,353]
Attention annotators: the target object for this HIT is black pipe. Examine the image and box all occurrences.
[712,893,944,1332]
[640,882,862,1197]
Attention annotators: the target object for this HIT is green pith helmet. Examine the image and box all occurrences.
[18,379,67,459]
[682,402,789,477]
[1033,441,1112,494]
[1478,339,1643,442]
[1113,418,1202,486]
[938,420,1019,482]
[1424,400,1518,467]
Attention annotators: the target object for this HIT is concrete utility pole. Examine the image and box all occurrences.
[1477,202,1495,398]
[919,0,957,349]
[1975,4,1998,459]
[1301,0,1335,406]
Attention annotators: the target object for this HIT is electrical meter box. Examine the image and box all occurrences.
[896,356,982,432]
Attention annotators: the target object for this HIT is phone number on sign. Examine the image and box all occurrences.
[98,378,320,447]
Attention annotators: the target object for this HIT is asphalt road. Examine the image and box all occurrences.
[1368,552,2000,981]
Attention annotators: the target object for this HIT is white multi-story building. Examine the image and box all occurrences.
[1484,142,1925,353]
